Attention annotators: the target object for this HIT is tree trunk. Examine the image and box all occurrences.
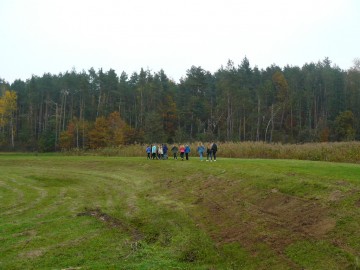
[243,114,246,141]
[227,93,231,140]
[140,87,143,127]
[314,95,317,129]
[97,90,101,117]
[190,112,194,139]
[10,117,14,148]
[63,93,67,131]
[39,98,43,133]
[256,97,260,141]
[238,113,241,140]
[290,103,293,138]
[44,95,49,131]
[270,104,274,142]
[55,103,59,146]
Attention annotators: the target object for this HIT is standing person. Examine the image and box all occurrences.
[146,145,151,159]
[158,144,164,159]
[197,143,205,161]
[211,142,218,161]
[151,144,157,160]
[185,144,191,160]
[206,143,212,161]
[171,144,178,160]
[179,144,185,161]
[163,144,168,159]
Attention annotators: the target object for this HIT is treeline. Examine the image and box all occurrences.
[1,57,360,151]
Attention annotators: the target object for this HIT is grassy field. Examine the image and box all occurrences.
[1,154,360,269]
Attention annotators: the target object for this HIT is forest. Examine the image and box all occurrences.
[1,57,360,152]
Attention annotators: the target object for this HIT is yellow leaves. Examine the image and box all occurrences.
[272,71,289,103]
[0,90,17,127]
[0,90,17,111]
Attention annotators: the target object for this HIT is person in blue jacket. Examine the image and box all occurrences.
[163,144,168,159]
[151,144,157,159]
[146,145,151,159]
[185,144,191,160]
[197,143,205,161]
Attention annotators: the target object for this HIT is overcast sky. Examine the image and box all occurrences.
[1,0,359,83]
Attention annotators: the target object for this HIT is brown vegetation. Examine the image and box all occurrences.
[65,141,360,163]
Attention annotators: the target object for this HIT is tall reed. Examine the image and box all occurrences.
[63,141,360,163]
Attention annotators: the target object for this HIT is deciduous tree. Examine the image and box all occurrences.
[0,90,17,147]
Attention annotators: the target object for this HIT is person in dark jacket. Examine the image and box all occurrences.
[206,143,212,161]
[163,144,168,159]
[211,142,218,161]
[171,145,178,160]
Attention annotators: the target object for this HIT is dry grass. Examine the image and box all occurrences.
[220,141,360,163]
[63,141,360,163]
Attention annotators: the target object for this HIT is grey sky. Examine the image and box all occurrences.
[1,0,359,83]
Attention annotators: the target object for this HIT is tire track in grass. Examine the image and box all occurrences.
[0,178,26,214]
[72,170,144,215]
[2,177,48,216]
[0,180,24,213]
[33,187,69,219]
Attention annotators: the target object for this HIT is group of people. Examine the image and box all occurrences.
[195,142,218,161]
[146,142,218,161]
[146,144,169,160]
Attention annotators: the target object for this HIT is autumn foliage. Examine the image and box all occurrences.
[0,90,17,147]
[60,111,136,150]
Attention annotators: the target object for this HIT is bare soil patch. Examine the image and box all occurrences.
[20,249,44,259]
[328,190,344,202]
[77,208,142,241]
[356,199,360,208]
[182,177,336,256]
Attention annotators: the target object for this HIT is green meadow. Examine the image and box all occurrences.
[1,154,360,269]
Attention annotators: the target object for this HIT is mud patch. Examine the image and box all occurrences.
[329,190,344,202]
[356,199,360,208]
[336,180,349,186]
[192,183,335,256]
[20,249,44,259]
[13,229,37,238]
[258,192,335,237]
[77,208,142,241]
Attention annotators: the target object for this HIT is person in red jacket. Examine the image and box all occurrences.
[179,144,185,161]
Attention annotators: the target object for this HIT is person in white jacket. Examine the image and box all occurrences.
[158,145,163,159]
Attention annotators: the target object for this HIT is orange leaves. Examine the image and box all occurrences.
[60,111,133,150]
